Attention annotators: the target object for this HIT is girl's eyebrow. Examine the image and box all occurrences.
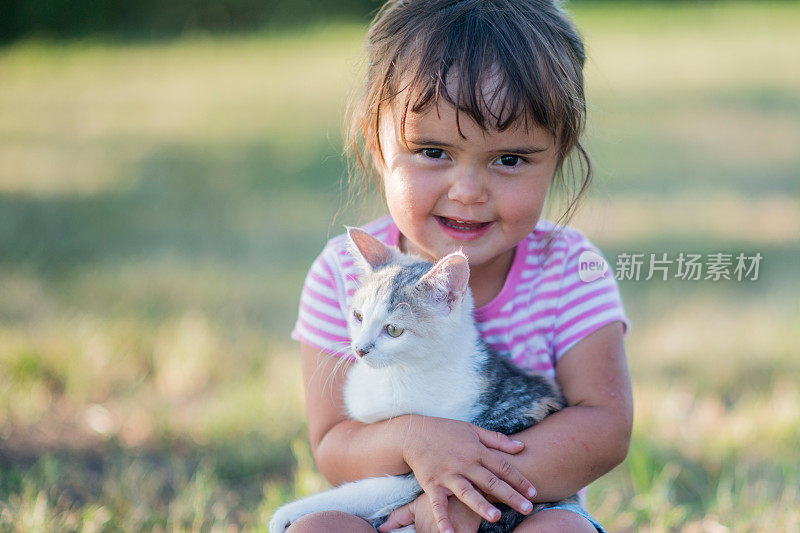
[493,145,549,154]
[406,137,549,154]
[406,137,456,148]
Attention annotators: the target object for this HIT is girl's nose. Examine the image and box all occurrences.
[447,169,488,205]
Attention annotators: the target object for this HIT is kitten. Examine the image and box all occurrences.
[269,228,574,533]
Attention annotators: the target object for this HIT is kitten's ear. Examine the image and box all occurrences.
[347,227,393,273]
[416,251,470,309]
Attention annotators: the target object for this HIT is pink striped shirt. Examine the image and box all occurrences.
[292,216,629,379]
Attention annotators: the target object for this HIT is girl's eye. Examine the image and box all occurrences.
[421,148,446,159]
[385,324,404,337]
[496,154,523,167]
[353,310,363,322]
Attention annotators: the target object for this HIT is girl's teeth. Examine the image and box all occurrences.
[442,217,488,230]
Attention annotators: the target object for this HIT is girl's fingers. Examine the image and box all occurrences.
[378,502,415,532]
[480,450,538,503]
[476,427,525,455]
[447,477,502,523]
[428,488,455,533]
[471,465,534,516]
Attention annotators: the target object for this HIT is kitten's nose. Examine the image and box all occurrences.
[355,344,372,357]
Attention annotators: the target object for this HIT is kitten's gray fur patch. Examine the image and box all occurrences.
[356,260,442,324]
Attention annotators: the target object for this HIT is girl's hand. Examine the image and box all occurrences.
[401,416,536,533]
[378,492,482,533]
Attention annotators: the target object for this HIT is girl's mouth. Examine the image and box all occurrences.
[435,216,494,241]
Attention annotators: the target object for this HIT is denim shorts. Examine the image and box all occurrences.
[534,501,606,532]
[373,502,606,532]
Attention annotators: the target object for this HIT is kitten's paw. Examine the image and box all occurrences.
[268,502,307,533]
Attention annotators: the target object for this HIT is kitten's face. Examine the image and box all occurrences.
[346,227,471,369]
[348,262,449,369]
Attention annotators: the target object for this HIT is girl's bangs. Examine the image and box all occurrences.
[381,10,573,144]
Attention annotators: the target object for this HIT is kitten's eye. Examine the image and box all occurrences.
[353,310,363,322]
[385,324,404,337]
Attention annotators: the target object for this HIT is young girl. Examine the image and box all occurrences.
[289,1,632,531]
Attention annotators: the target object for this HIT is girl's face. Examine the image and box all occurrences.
[374,99,559,276]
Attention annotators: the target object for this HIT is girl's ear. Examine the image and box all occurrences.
[347,227,393,273]
[416,251,470,309]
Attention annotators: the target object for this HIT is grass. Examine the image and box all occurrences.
[1,2,798,531]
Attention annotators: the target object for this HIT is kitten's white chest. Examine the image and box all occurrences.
[343,362,480,424]
[343,367,399,423]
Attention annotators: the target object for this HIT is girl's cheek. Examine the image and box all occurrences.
[384,174,418,218]
[501,188,547,223]
[389,168,430,201]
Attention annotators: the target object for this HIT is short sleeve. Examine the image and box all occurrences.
[552,235,630,361]
[291,246,352,357]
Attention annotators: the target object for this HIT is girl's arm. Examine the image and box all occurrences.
[299,342,537,524]
[505,321,633,502]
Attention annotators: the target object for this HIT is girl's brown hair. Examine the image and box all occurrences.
[345,0,591,233]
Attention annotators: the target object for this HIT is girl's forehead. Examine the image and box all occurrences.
[381,65,556,147]
[397,66,511,125]
[385,98,556,150]
[442,66,508,119]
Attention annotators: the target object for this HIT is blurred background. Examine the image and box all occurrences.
[0,1,798,531]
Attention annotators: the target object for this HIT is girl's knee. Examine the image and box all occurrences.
[285,510,375,533]
[513,508,597,533]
